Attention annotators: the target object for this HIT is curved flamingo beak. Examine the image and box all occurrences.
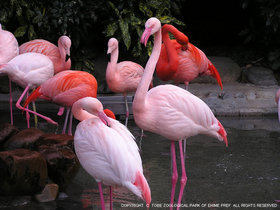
[65,48,70,62]
[141,28,152,46]
[98,111,111,127]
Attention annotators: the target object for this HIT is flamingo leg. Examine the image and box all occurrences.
[67,111,73,135]
[170,141,178,210]
[16,85,58,125]
[124,94,129,127]
[32,101,38,128]
[98,182,105,210]
[183,138,187,159]
[26,91,30,128]
[109,186,113,210]
[9,79,13,125]
[62,108,70,134]
[176,140,187,210]
[139,129,144,151]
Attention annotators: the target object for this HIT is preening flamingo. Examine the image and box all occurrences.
[0,52,55,127]
[19,35,71,74]
[133,17,228,210]
[0,24,19,125]
[276,89,280,122]
[72,97,151,210]
[156,24,223,90]
[106,37,151,127]
[24,70,98,135]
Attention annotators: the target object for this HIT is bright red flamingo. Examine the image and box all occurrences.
[106,37,152,127]
[0,52,55,127]
[133,17,228,210]
[24,70,97,135]
[0,24,19,125]
[276,89,280,123]
[156,24,223,90]
[72,97,151,210]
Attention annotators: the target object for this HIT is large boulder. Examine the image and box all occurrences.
[0,149,48,195]
[243,66,278,86]
[3,128,45,150]
[0,123,19,148]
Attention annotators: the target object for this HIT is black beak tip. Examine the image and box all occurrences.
[65,54,70,62]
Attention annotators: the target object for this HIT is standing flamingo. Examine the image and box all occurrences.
[72,97,151,210]
[0,52,55,127]
[156,24,223,90]
[0,24,19,125]
[24,70,98,135]
[133,17,228,210]
[276,89,280,123]
[19,35,71,74]
[106,37,152,127]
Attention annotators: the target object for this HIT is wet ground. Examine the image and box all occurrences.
[0,112,280,210]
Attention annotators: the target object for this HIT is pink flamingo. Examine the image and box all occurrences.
[72,97,151,210]
[157,24,223,90]
[0,52,55,127]
[19,35,71,74]
[133,17,228,210]
[24,70,98,135]
[106,37,152,127]
[0,24,19,125]
[276,89,280,122]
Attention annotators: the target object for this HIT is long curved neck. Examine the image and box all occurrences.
[133,29,162,112]
[72,100,95,122]
[110,46,119,65]
[58,39,66,64]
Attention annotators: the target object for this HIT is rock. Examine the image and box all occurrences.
[0,123,19,148]
[34,183,59,202]
[243,66,278,86]
[36,134,80,190]
[3,128,45,150]
[191,57,242,84]
[0,149,48,195]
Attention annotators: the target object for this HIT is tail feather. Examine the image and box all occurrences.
[217,120,228,147]
[23,87,42,108]
[208,61,223,90]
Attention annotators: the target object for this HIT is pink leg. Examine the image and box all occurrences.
[67,111,73,135]
[170,141,178,210]
[62,108,70,134]
[176,140,187,210]
[9,79,13,125]
[16,85,58,125]
[124,94,129,127]
[26,91,30,128]
[110,186,113,210]
[57,106,65,116]
[98,182,105,210]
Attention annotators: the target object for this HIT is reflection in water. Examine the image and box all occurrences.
[0,113,280,209]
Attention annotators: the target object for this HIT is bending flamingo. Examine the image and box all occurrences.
[72,97,151,210]
[24,70,98,135]
[156,24,223,90]
[276,89,280,123]
[106,37,152,127]
[19,35,71,74]
[133,17,228,210]
[0,52,55,127]
[0,24,19,125]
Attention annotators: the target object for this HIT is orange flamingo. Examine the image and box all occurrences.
[156,24,223,90]
[24,70,98,134]
[19,35,71,74]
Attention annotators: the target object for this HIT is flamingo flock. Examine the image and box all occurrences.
[7,16,278,210]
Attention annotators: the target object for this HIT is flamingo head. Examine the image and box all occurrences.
[107,38,118,54]
[141,17,161,46]
[59,35,71,61]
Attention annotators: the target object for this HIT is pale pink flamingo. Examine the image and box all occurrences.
[72,97,151,210]
[19,35,71,74]
[0,24,19,125]
[0,52,55,127]
[24,70,98,135]
[275,89,280,122]
[133,17,228,210]
[106,37,152,127]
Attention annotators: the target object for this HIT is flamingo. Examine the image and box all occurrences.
[72,97,151,210]
[156,24,223,90]
[19,35,71,74]
[106,37,152,127]
[0,24,19,125]
[24,70,98,135]
[133,17,228,210]
[0,52,55,127]
[275,89,280,122]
